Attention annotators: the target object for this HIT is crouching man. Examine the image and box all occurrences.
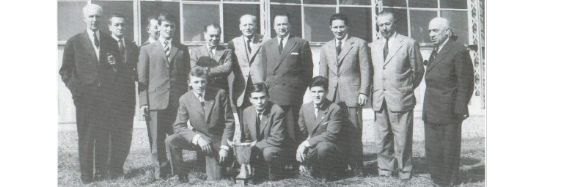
[165,67,235,182]
[296,76,346,181]
[240,83,288,181]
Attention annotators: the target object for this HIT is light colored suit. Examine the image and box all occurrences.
[318,35,371,170]
[369,33,424,179]
[190,45,233,91]
[228,34,266,109]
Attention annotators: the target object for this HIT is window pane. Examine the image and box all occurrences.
[380,8,408,37]
[339,0,370,5]
[382,0,406,7]
[223,4,260,42]
[409,10,437,44]
[408,0,437,8]
[304,7,336,42]
[140,1,180,43]
[184,0,219,1]
[58,1,87,41]
[93,1,134,40]
[183,4,220,42]
[440,0,467,9]
[340,7,372,42]
[270,5,302,38]
[271,0,300,4]
[224,0,259,2]
[441,10,468,45]
[304,0,336,4]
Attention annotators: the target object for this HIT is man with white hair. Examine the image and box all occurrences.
[423,17,474,187]
[59,4,121,183]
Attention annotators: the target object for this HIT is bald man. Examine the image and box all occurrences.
[423,17,474,186]
[60,4,121,183]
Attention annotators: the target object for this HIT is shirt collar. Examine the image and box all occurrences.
[336,33,348,44]
[314,98,329,110]
[278,33,290,41]
[437,37,450,53]
[111,35,123,42]
[159,37,172,46]
[193,90,205,100]
[148,37,157,44]
[385,31,397,41]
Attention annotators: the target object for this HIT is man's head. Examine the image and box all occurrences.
[428,17,451,46]
[204,24,221,47]
[249,83,269,112]
[108,14,126,39]
[157,13,177,40]
[239,14,257,38]
[82,4,103,31]
[273,14,291,38]
[189,67,209,95]
[146,16,159,41]
[308,76,329,106]
[376,11,396,39]
[329,13,349,40]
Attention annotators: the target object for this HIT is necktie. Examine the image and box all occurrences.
[336,39,342,55]
[314,106,319,119]
[383,37,389,60]
[163,40,171,61]
[278,37,284,53]
[198,93,205,108]
[256,112,262,139]
[118,39,125,55]
[428,47,438,66]
[93,32,100,49]
[209,46,216,58]
[247,38,252,53]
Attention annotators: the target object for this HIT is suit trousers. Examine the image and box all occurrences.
[332,90,364,170]
[251,146,284,179]
[424,121,462,186]
[374,100,413,179]
[303,141,342,178]
[147,105,176,178]
[279,104,301,166]
[165,133,232,180]
[73,88,110,181]
[107,105,134,175]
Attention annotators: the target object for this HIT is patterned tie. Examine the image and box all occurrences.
[164,40,171,61]
[198,93,205,109]
[336,39,342,55]
[278,37,284,53]
[93,32,100,48]
[383,37,389,60]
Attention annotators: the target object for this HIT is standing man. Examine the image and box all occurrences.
[228,14,266,123]
[138,13,191,180]
[166,67,235,182]
[423,17,474,187]
[318,13,371,176]
[370,11,424,181]
[241,83,287,181]
[142,15,159,46]
[106,13,139,179]
[59,4,120,183]
[260,13,313,168]
[296,76,345,181]
[190,24,233,92]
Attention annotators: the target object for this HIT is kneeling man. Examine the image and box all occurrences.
[296,76,345,181]
[241,82,288,181]
[165,67,235,182]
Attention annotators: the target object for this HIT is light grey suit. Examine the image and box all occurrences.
[370,33,424,179]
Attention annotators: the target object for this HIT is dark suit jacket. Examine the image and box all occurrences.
[259,35,313,106]
[370,34,424,112]
[298,99,345,147]
[422,40,474,124]
[60,31,121,101]
[137,40,190,110]
[241,102,287,150]
[190,45,233,91]
[173,88,235,150]
[228,34,266,107]
[318,36,372,107]
[112,38,139,115]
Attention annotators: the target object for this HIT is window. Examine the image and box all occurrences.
[340,7,372,42]
[140,1,181,44]
[270,4,302,39]
[223,3,260,42]
[58,0,88,41]
[182,4,220,42]
[92,0,135,40]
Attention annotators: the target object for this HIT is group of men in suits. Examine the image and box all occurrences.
[60,4,474,187]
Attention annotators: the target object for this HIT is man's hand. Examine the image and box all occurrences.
[357,93,368,106]
[249,141,257,148]
[296,141,310,162]
[198,137,212,154]
[219,148,228,163]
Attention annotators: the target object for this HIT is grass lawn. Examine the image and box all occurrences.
[59,116,485,187]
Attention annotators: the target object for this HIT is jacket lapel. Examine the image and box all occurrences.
[426,40,452,73]
[325,40,338,71]
[214,46,226,62]
[80,32,99,63]
[272,36,297,73]
[384,35,405,65]
[188,91,206,118]
[234,37,249,64]
[310,102,328,135]
[248,35,263,63]
[259,103,272,137]
[337,39,355,67]
[203,89,216,122]
[169,43,179,65]
[154,42,170,69]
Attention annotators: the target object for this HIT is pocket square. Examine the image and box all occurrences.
[291,52,299,55]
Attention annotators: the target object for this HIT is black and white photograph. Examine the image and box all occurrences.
[54,0,487,186]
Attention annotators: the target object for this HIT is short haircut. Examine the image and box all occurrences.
[329,13,349,26]
[82,4,103,17]
[157,13,177,25]
[190,66,209,78]
[377,10,396,23]
[204,23,221,33]
[309,76,329,90]
[147,15,158,24]
[239,14,257,24]
[250,82,269,96]
[273,13,290,23]
[108,13,125,24]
